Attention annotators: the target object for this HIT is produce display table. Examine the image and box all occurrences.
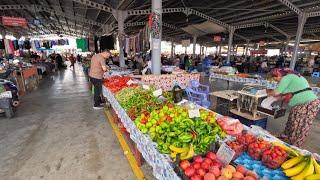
[210,73,320,96]
[102,76,320,180]
[102,86,180,180]
[133,73,200,91]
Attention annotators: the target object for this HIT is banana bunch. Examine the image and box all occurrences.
[281,155,320,180]
[169,144,194,160]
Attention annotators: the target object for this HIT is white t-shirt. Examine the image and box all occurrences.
[261,62,268,68]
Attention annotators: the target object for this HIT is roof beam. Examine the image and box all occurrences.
[308,10,320,17]
[71,0,112,13]
[234,22,267,29]
[266,23,290,38]
[277,0,302,14]
[189,8,230,29]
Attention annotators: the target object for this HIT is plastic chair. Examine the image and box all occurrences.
[189,80,210,96]
[185,87,211,108]
[311,72,320,78]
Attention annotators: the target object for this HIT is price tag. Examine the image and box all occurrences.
[142,85,150,90]
[216,143,235,166]
[188,108,200,118]
[153,89,162,97]
[126,80,134,85]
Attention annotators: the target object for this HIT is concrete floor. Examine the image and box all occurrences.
[205,77,320,153]
[0,65,136,180]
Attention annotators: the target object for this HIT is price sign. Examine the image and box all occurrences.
[126,80,134,85]
[142,85,150,90]
[216,143,235,166]
[188,108,200,118]
[153,89,162,97]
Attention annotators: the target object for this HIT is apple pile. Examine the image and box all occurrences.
[261,146,288,169]
[248,139,271,160]
[179,152,259,180]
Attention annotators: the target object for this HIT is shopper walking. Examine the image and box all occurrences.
[89,50,110,109]
[267,68,320,147]
[69,54,76,68]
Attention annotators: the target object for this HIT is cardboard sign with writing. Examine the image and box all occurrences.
[216,143,235,166]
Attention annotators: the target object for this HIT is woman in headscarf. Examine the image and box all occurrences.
[267,68,320,147]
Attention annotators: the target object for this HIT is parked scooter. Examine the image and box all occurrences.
[0,69,19,118]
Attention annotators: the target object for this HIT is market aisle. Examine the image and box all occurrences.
[0,64,136,180]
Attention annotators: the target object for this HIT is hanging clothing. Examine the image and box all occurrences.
[0,39,5,49]
[4,39,13,54]
[13,40,19,50]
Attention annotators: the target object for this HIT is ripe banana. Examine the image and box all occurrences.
[312,157,320,174]
[305,174,320,180]
[272,141,301,157]
[170,151,178,160]
[283,158,308,177]
[181,144,194,160]
[169,145,189,153]
[292,157,314,180]
[281,156,304,170]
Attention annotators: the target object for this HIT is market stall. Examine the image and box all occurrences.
[133,73,200,91]
[102,75,320,180]
[14,66,39,96]
[210,73,320,96]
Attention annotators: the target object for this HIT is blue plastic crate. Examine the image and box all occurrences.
[234,153,288,180]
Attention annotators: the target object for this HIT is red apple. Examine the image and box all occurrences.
[191,175,202,180]
[180,160,191,170]
[193,162,201,170]
[201,162,210,170]
[184,166,196,177]
[208,166,220,177]
[204,158,213,165]
[197,168,206,176]
[194,156,203,163]
[206,152,217,160]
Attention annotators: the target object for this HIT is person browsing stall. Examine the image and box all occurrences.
[89,50,111,110]
[267,68,320,147]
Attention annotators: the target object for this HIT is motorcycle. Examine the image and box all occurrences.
[0,69,19,118]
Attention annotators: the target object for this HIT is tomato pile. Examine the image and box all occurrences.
[226,132,288,169]
[103,76,138,93]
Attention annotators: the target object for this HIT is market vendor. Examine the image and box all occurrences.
[267,68,320,147]
[89,49,111,110]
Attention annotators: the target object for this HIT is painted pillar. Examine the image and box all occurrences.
[290,13,307,69]
[227,27,235,63]
[151,0,162,74]
[171,40,174,59]
[192,35,197,58]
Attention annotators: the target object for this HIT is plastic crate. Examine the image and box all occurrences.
[234,153,288,180]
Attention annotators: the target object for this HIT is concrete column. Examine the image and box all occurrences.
[192,35,197,58]
[290,13,307,69]
[113,10,127,68]
[171,40,174,59]
[245,40,249,59]
[151,0,162,75]
[227,27,235,63]
[185,47,187,54]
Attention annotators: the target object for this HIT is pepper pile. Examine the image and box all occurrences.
[134,105,226,155]
[103,76,138,93]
